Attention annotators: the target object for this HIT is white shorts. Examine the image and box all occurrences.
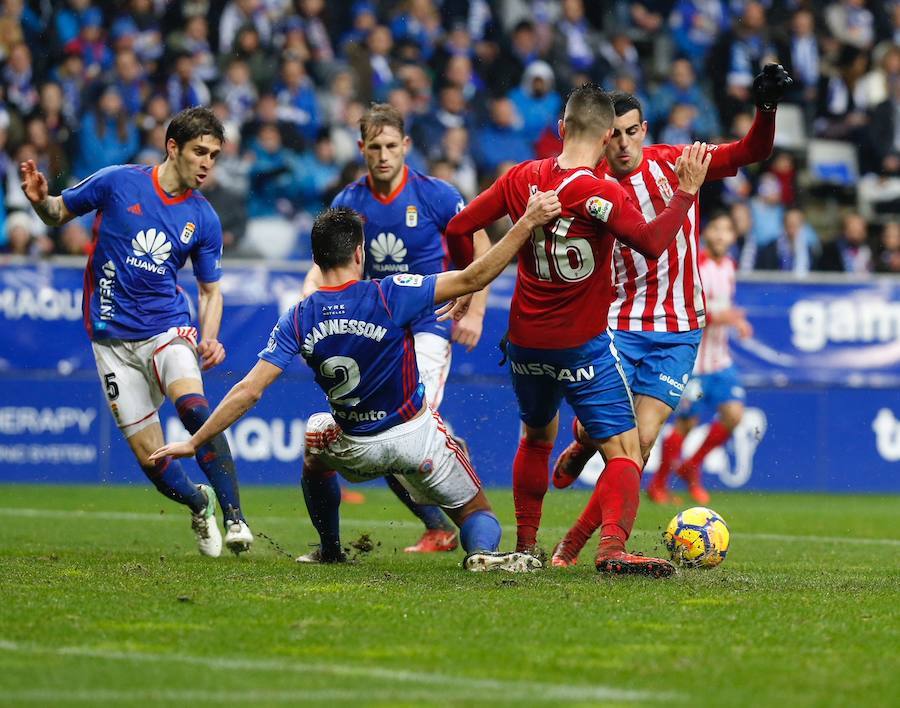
[91,326,201,437]
[414,332,452,409]
[305,407,480,509]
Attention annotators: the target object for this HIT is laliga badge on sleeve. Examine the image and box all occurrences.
[586,196,613,222]
[393,274,424,287]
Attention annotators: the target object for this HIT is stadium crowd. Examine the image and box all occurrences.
[0,0,897,274]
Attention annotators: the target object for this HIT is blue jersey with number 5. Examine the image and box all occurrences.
[259,274,436,435]
[62,164,222,341]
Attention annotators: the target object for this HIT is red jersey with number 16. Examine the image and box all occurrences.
[444,157,694,349]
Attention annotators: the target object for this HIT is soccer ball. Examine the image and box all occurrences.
[663,507,730,568]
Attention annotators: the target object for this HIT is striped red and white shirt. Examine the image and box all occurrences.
[596,111,776,333]
[694,250,735,374]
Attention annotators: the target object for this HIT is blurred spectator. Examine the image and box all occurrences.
[167,51,212,112]
[50,50,86,124]
[660,104,695,144]
[111,50,149,116]
[168,15,218,84]
[294,130,341,214]
[749,173,785,248]
[3,42,38,115]
[126,0,164,66]
[825,0,875,52]
[297,0,336,76]
[552,0,601,88]
[815,44,870,141]
[669,0,728,73]
[471,97,532,174]
[216,59,259,126]
[201,148,248,253]
[412,85,471,160]
[775,9,820,112]
[507,61,561,137]
[25,117,69,192]
[54,0,92,49]
[769,151,797,206]
[244,122,300,258]
[230,25,279,92]
[347,24,396,103]
[857,43,900,111]
[3,210,52,256]
[390,0,442,62]
[598,32,643,88]
[443,54,486,104]
[871,75,900,177]
[489,20,539,96]
[339,1,378,56]
[649,58,720,139]
[58,217,93,255]
[717,2,776,123]
[440,125,478,200]
[74,85,140,179]
[755,207,817,275]
[730,201,756,271]
[67,7,113,81]
[37,82,73,150]
[274,57,320,143]
[219,0,272,54]
[875,221,900,273]
[817,212,873,273]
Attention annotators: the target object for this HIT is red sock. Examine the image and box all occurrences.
[564,457,641,554]
[686,421,731,470]
[651,428,684,491]
[512,438,553,551]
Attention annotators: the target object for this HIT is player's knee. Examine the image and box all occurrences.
[720,403,744,430]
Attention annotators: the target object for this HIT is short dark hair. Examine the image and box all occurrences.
[607,90,644,122]
[165,106,225,149]
[359,103,405,142]
[311,207,365,270]
[563,82,614,137]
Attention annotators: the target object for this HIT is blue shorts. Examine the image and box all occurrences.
[507,331,635,440]
[611,329,702,410]
[679,365,745,420]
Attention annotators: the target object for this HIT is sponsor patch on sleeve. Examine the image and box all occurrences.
[586,196,613,222]
[393,274,424,287]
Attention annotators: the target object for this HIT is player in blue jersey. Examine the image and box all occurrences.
[303,103,492,554]
[19,107,252,557]
[150,196,560,571]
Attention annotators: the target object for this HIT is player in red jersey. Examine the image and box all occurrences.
[550,64,791,566]
[650,212,752,504]
[444,84,712,576]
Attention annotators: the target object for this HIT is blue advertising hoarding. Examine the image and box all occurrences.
[1,260,898,492]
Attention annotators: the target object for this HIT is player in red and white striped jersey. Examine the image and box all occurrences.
[550,65,789,486]
[651,212,753,504]
[550,64,791,565]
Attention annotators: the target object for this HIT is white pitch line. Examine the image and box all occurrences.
[5,507,900,547]
[0,639,676,704]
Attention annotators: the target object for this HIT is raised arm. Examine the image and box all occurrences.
[149,360,283,460]
[607,142,711,258]
[444,180,510,269]
[434,190,560,305]
[20,159,75,227]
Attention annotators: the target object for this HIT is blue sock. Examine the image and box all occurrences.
[459,510,502,553]
[384,475,454,531]
[176,394,243,523]
[142,457,207,514]
[301,465,342,557]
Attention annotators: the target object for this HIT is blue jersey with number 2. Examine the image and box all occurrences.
[259,274,437,435]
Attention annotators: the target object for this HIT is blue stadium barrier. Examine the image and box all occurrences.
[1,260,898,492]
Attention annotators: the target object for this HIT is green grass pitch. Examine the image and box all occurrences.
[2,484,898,706]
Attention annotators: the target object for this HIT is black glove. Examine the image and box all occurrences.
[752,63,793,111]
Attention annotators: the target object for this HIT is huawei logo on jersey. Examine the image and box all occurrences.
[370,232,408,269]
[131,228,172,265]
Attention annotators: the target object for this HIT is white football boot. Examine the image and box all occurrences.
[191,484,223,557]
[463,551,543,573]
[224,519,254,555]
